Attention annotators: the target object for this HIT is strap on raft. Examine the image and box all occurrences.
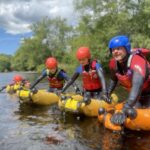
[59,93,119,117]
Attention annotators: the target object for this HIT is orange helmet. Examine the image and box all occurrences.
[13,75,23,82]
[76,47,91,60]
[45,57,57,69]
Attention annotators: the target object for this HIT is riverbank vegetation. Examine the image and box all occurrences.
[1,0,150,73]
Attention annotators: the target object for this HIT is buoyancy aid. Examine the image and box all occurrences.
[46,69,64,88]
[82,60,102,90]
[109,49,150,92]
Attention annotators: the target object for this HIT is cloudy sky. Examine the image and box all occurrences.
[0,0,77,55]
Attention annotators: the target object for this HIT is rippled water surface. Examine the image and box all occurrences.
[0,72,150,150]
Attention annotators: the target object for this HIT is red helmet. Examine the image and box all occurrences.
[13,75,23,82]
[45,57,57,69]
[76,47,91,60]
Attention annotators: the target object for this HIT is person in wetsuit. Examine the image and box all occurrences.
[30,57,80,94]
[61,46,110,104]
[0,75,30,92]
[107,35,150,125]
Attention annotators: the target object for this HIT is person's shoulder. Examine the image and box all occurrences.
[95,60,102,68]
[59,69,67,75]
[42,68,47,76]
[130,54,147,76]
[42,68,47,73]
[131,54,146,66]
[76,65,82,73]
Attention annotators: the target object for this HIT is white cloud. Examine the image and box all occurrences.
[0,0,77,35]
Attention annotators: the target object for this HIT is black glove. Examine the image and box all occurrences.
[0,86,6,92]
[83,92,91,105]
[101,91,111,104]
[122,103,137,119]
[75,87,81,95]
[31,88,38,94]
[111,104,137,125]
[111,111,126,125]
[55,90,61,96]
[83,96,91,105]
[0,88,3,92]
[83,91,91,105]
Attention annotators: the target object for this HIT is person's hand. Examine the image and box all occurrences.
[0,86,5,92]
[55,90,61,96]
[111,104,137,125]
[101,91,111,103]
[83,96,91,105]
[75,87,81,95]
[111,111,126,125]
[123,104,137,119]
[30,88,38,94]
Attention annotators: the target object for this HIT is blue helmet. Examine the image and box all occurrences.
[108,35,131,53]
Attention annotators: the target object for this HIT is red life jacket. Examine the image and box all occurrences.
[109,48,150,92]
[82,60,102,90]
[46,69,64,89]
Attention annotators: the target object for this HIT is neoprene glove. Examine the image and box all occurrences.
[111,111,126,125]
[111,104,137,125]
[101,91,111,104]
[75,87,81,95]
[0,86,5,92]
[83,92,91,105]
[31,87,38,94]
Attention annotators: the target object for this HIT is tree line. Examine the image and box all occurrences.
[1,0,150,73]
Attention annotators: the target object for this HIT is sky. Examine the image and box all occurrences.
[0,0,77,55]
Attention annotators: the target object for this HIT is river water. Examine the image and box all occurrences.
[0,72,150,150]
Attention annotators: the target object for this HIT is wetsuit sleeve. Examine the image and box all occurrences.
[124,70,144,108]
[124,55,148,108]
[107,79,118,96]
[60,71,70,81]
[107,59,118,95]
[61,70,80,90]
[61,72,80,93]
[0,85,7,92]
[95,63,107,92]
[30,70,46,89]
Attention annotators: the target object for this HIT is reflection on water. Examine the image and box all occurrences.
[0,72,150,150]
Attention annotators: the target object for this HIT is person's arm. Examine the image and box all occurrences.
[0,81,16,92]
[107,79,118,96]
[0,85,7,92]
[96,64,111,103]
[96,67,107,91]
[111,70,143,125]
[123,70,143,109]
[124,55,148,108]
[30,70,47,89]
[62,71,81,94]
[107,63,118,96]
[30,75,45,89]
[61,72,79,93]
[107,58,118,96]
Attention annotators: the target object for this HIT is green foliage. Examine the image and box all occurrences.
[11,17,73,71]
[0,54,12,72]
[36,64,45,73]
[6,0,150,73]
